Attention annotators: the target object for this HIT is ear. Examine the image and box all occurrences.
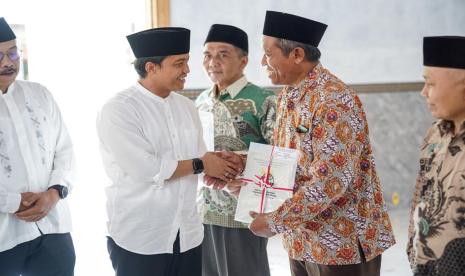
[239,55,248,70]
[292,47,306,64]
[458,72,465,98]
[145,62,160,76]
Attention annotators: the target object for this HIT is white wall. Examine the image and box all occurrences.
[171,0,465,88]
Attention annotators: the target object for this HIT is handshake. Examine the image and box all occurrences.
[201,151,247,196]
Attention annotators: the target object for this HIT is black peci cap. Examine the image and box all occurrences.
[204,24,248,53]
[423,36,465,70]
[127,27,190,58]
[263,11,327,47]
[0,17,16,43]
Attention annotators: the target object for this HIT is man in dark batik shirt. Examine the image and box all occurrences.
[407,36,465,276]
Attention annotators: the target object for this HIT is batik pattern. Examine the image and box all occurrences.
[267,63,395,265]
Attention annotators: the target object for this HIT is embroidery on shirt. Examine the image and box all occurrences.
[0,131,12,178]
[26,102,46,164]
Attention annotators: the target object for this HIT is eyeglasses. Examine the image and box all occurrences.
[0,50,20,62]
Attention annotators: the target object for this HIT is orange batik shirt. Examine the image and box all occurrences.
[267,63,396,265]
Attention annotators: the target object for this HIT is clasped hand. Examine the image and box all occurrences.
[202,151,246,192]
[15,189,60,222]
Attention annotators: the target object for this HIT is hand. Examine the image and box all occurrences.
[16,192,40,213]
[215,151,246,172]
[15,189,60,222]
[249,211,275,238]
[202,152,242,181]
[225,179,246,197]
[204,175,227,190]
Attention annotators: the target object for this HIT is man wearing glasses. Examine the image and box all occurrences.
[0,17,76,276]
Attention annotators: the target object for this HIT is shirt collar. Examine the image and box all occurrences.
[134,81,171,103]
[284,62,323,102]
[0,81,16,97]
[210,75,248,99]
[438,119,465,138]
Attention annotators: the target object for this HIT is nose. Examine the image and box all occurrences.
[184,63,190,74]
[261,54,267,66]
[209,55,220,68]
[420,84,428,98]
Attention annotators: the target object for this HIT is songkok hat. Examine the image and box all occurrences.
[0,17,16,43]
[423,36,465,69]
[204,24,248,53]
[263,11,327,47]
[127,27,190,58]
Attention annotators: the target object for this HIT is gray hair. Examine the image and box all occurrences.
[133,56,167,78]
[275,38,321,62]
[234,46,248,58]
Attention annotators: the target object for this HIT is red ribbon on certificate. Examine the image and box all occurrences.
[240,146,293,213]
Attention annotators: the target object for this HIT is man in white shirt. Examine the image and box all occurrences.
[0,17,76,276]
[97,27,243,276]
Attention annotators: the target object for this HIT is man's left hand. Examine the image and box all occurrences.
[15,189,60,222]
[249,211,275,238]
[204,175,227,190]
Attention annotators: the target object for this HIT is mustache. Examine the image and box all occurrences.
[0,68,16,75]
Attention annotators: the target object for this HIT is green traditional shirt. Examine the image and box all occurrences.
[195,75,277,228]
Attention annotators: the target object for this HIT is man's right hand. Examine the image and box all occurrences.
[16,192,40,213]
[202,152,242,181]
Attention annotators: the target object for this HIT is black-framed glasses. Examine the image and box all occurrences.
[0,50,20,62]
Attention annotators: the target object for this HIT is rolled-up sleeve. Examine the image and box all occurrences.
[44,87,76,192]
[97,101,177,188]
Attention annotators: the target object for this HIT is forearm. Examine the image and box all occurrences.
[169,160,194,180]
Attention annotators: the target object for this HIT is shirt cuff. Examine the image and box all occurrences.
[152,159,178,189]
[0,193,21,213]
[48,169,74,191]
[267,212,291,234]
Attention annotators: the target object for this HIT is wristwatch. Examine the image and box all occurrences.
[48,185,69,199]
[192,158,204,174]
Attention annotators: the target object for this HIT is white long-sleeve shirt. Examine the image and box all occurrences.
[0,80,75,252]
[97,82,206,255]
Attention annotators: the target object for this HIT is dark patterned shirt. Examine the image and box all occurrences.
[408,120,465,275]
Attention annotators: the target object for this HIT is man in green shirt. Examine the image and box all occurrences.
[196,24,276,276]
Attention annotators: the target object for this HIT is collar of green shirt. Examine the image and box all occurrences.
[210,75,248,99]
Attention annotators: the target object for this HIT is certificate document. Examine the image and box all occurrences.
[234,142,298,223]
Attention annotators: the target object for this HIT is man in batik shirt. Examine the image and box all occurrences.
[407,36,465,276]
[196,24,276,276]
[248,11,396,276]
